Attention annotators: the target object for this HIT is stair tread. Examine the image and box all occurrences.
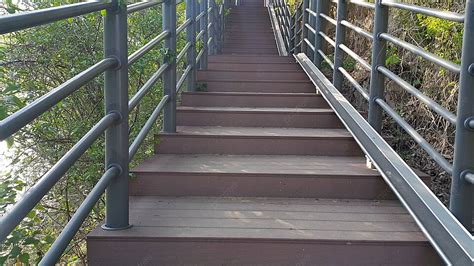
[177,106,333,113]
[163,126,352,138]
[131,154,379,176]
[183,91,319,96]
[89,196,427,243]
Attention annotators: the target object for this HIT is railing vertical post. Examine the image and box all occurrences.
[212,0,221,53]
[186,0,197,91]
[220,1,225,50]
[367,0,388,133]
[208,1,214,55]
[163,0,177,132]
[293,4,302,53]
[287,2,294,52]
[308,0,317,58]
[200,0,209,69]
[450,0,474,231]
[102,0,130,231]
[313,0,328,67]
[209,0,217,55]
[332,0,347,90]
[300,0,309,54]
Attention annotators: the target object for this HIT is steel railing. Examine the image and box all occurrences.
[269,0,473,264]
[0,0,227,264]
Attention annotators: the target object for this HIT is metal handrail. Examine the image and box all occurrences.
[0,0,226,263]
[0,58,118,140]
[274,0,474,263]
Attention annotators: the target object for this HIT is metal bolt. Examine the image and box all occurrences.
[464,116,474,131]
[469,64,474,76]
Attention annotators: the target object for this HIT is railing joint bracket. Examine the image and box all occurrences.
[460,170,474,185]
[468,63,474,76]
[464,116,474,131]
[108,110,123,124]
[107,55,122,70]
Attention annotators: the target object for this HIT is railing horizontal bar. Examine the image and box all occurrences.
[0,58,117,141]
[341,20,373,40]
[196,29,205,40]
[128,30,170,65]
[295,40,303,48]
[176,65,193,93]
[129,63,169,111]
[129,95,169,160]
[378,66,457,125]
[196,10,206,22]
[338,67,370,100]
[339,44,371,71]
[319,13,337,26]
[176,18,192,35]
[348,0,375,9]
[127,1,161,14]
[464,172,474,185]
[196,47,205,64]
[305,8,317,18]
[0,113,119,242]
[296,28,303,36]
[380,33,461,73]
[40,166,120,265]
[319,31,336,47]
[381,0,464,23]
[295,53,472,265]
[376,98,453,173]
[0,1,113,35]
[304,38,315,51]
[297,13,304,22]
[305,23,316,35]
[176,42,192,63]
[318,49,335,69]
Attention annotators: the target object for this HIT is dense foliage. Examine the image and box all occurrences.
[0,1,188,264]
[332,1,464,203]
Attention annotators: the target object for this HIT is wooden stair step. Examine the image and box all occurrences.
[156,126,363,156]
[176,106,344,128]
[201,80,315,93]
[208,55,295,64]
[87,197,440,265]
[207,62,301,71]
[181,91,327,108]
[197,70,308,81]
[128,154,400,198]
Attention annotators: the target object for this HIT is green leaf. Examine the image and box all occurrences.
[10,246,21,258]
[18,253,30,264]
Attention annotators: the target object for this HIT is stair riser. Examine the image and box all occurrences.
[182,93,327,108]
[223,44,277,49]
[207,62,301,71]
[88,240,440,266]
[156,135,363,156]
[203,81,315,93]
[131,173,397,199]
[176,111,344,128]
[224,37,277,43]
[208,56,294,64]
[197,71,308,81]
[222,48,279,55]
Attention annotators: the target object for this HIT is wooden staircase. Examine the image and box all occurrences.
[87,0,441,264]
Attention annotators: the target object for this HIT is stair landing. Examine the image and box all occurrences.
[88,197,439,265]
[87,0,440,264]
